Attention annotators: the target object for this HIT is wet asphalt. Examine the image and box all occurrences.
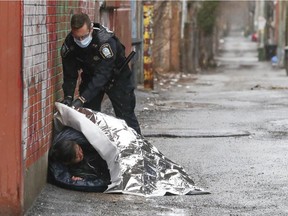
[26,31,288,216]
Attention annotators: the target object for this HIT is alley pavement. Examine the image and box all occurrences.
[26,31,288,216]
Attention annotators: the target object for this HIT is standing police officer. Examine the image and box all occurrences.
[60,13,141,135]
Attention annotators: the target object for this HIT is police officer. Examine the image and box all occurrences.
[60,13,141,135]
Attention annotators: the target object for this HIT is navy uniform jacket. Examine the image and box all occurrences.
[60,23,133,102]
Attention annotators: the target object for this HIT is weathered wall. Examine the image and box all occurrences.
[111,1,132,56]
[22,0,97,169]
[0,1,23,215]
[22,0,96,208]
[22,1,99,210]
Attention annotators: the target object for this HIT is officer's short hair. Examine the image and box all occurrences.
[71,13,91,30]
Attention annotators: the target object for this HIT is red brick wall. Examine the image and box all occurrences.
[22,0,100,211]
[22,0,98,168]
[23,1,53,168]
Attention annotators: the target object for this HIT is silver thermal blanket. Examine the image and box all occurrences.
[54,102,207,196]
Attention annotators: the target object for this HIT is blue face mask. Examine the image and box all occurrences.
[74,34,93,48]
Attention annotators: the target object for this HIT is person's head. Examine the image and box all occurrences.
[50,140,84,165]
[70,13,93,48]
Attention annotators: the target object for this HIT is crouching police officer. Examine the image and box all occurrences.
[60,13,141,135]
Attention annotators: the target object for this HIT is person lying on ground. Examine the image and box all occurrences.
[49,130,110,184]
[49,102,208,195]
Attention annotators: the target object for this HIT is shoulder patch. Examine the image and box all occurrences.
[61,43,70,58]
[100,43,114,59]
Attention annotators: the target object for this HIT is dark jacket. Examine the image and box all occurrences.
[61,23,132,102]
[48,126,110,192]
[68,144,110,182]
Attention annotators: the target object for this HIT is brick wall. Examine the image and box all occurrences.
[22,0,99,211]
[22,0,97,169]
[23,0,51,168]
[22,0,133,212]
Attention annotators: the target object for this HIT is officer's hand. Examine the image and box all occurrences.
[71,99,83,109]
[61,96,73,106]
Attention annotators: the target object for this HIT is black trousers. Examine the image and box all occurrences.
[81,82,141,135]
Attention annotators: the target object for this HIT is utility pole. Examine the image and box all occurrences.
[143,1,154,89]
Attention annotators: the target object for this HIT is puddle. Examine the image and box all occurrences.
[154,207,191,216]
[157,208,190,216]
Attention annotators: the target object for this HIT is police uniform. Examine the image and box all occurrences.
[61,23,141,134]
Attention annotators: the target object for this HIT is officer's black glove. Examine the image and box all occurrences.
[71,96,86,109]
[61,96,73,106]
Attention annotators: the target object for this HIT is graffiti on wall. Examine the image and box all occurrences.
[22,0,97,168]
[22,1,50,167]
